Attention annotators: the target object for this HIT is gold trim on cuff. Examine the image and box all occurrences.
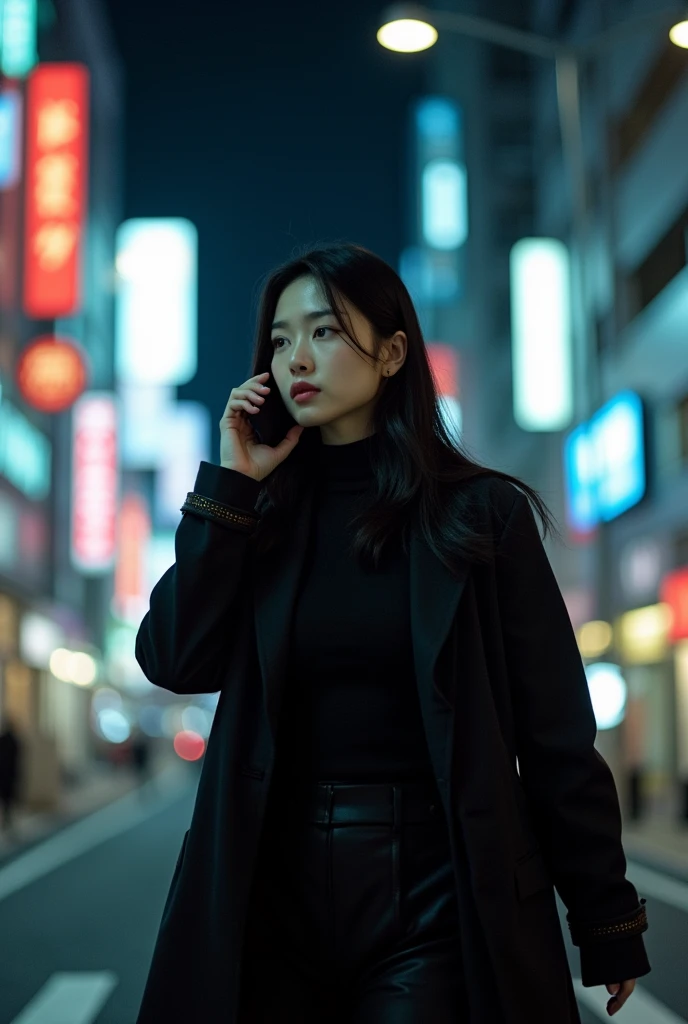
[568,900,648,945]
[180,491,259,532]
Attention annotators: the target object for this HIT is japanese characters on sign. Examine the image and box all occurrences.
[23,63,89,317]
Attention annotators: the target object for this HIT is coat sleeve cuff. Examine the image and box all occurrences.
[193,461,263,514]
[579,933,651,987]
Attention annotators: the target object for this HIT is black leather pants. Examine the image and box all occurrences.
[239,778,469,1023]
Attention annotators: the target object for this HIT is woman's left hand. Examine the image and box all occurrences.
[605,979,636,1016]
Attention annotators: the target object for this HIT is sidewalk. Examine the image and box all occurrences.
[0,757,185,862]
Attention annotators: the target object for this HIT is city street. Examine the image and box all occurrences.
[0,771,686,1023]
[0,768,196,1024]
[1,0,687,1019]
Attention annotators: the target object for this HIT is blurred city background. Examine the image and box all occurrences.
[0,0,687,1020]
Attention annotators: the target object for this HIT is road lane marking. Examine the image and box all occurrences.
[627,860,688,914]
[0,765,188,904]
[574,979,687,1022]
[9,972,117,1024]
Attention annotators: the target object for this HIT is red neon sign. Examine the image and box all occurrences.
[23,63,89,318]
[427,343,459,397]
[113,492,151,622]
[660,567,688,642]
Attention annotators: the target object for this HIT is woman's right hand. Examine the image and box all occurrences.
[220,372,304,482]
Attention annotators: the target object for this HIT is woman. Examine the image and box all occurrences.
[135,242,650,1024]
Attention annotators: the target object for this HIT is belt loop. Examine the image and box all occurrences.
[392,785,402,833]
[325,784,334,826]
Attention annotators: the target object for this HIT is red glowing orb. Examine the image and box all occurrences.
[17,335,89,412]
[173,730,205,762]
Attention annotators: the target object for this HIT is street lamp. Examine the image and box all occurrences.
[377,5,688,58]
[376,2,688,420]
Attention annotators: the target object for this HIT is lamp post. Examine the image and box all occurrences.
[377,3,688,423]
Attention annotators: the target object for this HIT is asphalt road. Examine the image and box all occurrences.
[0,767,685,1023]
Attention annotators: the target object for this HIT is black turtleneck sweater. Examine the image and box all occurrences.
[273,433,435,784]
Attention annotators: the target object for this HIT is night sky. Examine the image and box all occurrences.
[104,0,429,463]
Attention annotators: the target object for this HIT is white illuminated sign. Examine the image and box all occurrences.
[585,662,627,730]
[20,611,65,669]
[0,0,37,78]
[71,392,119,574]
[115,218,198,386]
[510,238,573,432]
[155,401,211,527]
[119,383,175,469]
[422,158,468,251]
[620,537,665,602]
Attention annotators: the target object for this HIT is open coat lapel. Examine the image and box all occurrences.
[252,482,472,782]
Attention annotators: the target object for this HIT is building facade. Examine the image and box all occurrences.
[413,0,688,822]
[0,0,123,803]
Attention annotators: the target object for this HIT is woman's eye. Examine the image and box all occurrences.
[271,327,334,349]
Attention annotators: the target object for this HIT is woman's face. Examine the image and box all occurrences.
[269,275,406,446]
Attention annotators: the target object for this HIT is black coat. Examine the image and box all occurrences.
[134,463,650,1024]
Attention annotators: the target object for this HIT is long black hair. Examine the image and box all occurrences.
[247,240,558,579]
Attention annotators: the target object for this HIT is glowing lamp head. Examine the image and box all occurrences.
[669,19,688,48]
[377,4,438,52]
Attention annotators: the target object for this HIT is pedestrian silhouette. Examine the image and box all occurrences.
[130,727,154,798]
[0,717,22,837]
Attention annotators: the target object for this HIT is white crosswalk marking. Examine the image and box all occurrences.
[574,979,687,1023]
[9,972,118,1024]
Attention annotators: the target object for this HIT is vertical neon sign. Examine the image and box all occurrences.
[23,63,89,317]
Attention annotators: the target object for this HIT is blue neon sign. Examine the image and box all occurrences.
[564,390,646,531]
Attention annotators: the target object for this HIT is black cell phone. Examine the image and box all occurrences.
[249,366,297,449]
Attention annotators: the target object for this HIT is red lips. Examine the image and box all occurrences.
[290,382,321,398]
